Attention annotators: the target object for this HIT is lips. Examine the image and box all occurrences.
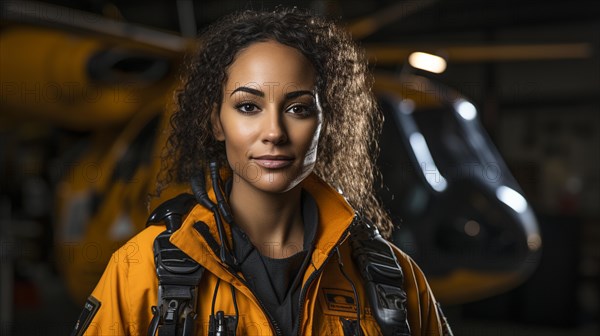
[253,155,294,169]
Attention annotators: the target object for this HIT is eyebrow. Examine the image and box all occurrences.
[285,90,315,100]
[230,86,315,99]
[230,86,264,97]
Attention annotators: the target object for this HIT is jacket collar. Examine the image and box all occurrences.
[169,173,356,281]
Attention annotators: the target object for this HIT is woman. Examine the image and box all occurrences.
[72,8,451,336]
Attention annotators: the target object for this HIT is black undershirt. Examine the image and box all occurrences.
[230,190,318,336]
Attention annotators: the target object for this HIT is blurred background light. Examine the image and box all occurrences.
[408,51,447,73]
[455,99,478,121]
[409,132,448,192]
[497,186,528,213]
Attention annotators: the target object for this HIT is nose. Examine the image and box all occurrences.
[261,109,288,145]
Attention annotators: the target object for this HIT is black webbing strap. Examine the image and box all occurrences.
[436,302,455,336]
[350,218,411,336]
[147,194,205,336]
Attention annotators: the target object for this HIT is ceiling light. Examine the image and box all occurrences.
[408,52,447,74]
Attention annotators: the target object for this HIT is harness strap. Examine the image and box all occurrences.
[350,218,411,336]
[436,302,455,336]
[147,194,205,336]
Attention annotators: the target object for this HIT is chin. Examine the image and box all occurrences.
[253,173,303,193]
[252,166,313,193]
[231,162,315,194]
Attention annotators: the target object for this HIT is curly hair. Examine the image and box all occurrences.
[158,8,393,237]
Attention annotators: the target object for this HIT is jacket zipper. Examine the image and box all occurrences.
[226,268,284,336]
[193,226,284,335]
[294,223,354,335]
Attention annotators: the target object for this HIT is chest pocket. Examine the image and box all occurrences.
[314,288,382,336]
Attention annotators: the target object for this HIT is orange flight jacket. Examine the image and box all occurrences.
[81,174,445,335]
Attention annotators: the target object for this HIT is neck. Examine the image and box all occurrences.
[229,181,304,259]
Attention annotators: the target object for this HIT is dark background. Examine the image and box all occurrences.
[1,0,599,335]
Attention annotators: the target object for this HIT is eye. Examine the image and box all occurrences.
[286,104,314,117]
[235,102,260,114]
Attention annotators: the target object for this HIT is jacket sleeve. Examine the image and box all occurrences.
[82,253,130,335]
[72,227,160,336]
[391,245,445,336]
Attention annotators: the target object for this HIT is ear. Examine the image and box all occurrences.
[211,105,225,141]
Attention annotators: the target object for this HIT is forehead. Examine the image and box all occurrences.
[225,40,316,92]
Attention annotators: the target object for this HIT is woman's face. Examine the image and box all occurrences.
[213,40,322,194]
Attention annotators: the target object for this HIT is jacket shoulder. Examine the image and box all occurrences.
[85,224,163,335]
[106,224,164,275]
